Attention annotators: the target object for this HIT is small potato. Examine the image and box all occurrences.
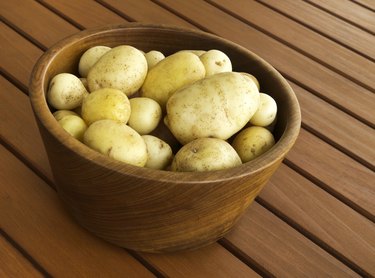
[81,88,131,125]
[78,46,111,77]
[249,93,277,127]
[47,73,89,110]
[84,119,147,167]
[144,50,165,69]
[177,50,207,57]
[232,126,275,163]
[199,49,232,76]
[128,97,162,135]
[53,110,78,121]
[241,73,260,90]
[171,138,242,172]
[57,115,87,141]
[141,51,206,108]
[142,135,173,170]
[166,72,260,145]
[87,45,148,96]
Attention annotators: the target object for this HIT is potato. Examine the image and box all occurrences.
[81,88,131,125]
[232,126,275,163]
[78,46,111,77]
[199,49,232,76]
[142,135,173,170]
[241,73,260,90]
[128,97,162,135]
[144,50,165,69]
[53,110,78,121]
[171,138,242,172]
[141,51,206,108]
[47,73,89,110]
[87,45,147,96]
[57,115,87,141]
[166,72,260,145]
[249,93,277,127]
[84,119,147,167]
[79,77,89,91]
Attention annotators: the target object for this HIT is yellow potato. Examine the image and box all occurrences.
[142,135,173,170]
[177,50,207,56]
[47,73,89,110]
[144,50,165,69]
[232,126,275,163]
[141,51,206,108]
[57,115,87,141]
[171,138,242,172]
[53,110,78,121]
[249,93,277,127]
[166,72,260,145]
[87,45,147,96]
[78,46,111,77]
[199,49,232,76]
[241,72,260,90]
[84,119,147,167]
[128,97,162,135]
[81,88,131,125]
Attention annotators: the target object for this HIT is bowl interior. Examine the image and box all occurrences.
[29,23,301,182]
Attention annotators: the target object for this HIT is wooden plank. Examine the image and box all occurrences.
[223,202,359,277]
[259,0,375,60]
[156,0,375,127]
[260,164,375,276]
[287,128,375,218]
[307,0,375,33]
[290,80,375,168]
[41,0,128,28]
[0,22,42,88]
[0,0,77,49]
[0,233,43,278]
[352,0,375,11]
[141,244,261,277]
[0,145,155,277]
[100,0,196,28]
[210,0,375,91]
[0,76,53,183]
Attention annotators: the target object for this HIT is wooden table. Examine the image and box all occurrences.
[1,1,374,277]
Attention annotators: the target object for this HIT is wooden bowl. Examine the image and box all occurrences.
[29,23,301,253]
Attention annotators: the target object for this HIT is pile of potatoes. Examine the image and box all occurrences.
[47,45,277,172]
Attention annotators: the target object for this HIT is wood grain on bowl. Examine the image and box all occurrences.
[29,23,300,252]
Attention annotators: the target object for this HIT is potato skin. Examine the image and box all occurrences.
[166,72,260,145]
[81,88,131,125]
[57,115,87,141]
[249,93,277,127]
[87,45,147,96]
[171,138,242,172]
[83,119,147,167]
[144,50,165,69]
[53,110,78,121]
[232,126,275,163]
[142,135,173,170]
[78,46,111,77]
[47,73,88,110]
[199,49,232,76]
[141,51,206,108]
[128,97,162,135]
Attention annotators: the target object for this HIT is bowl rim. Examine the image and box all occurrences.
[29,23,301,183]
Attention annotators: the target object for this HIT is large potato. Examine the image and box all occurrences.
[47,73,88,110]
[232,126,275,163]
[249,93,277,127]
[87,45,147,96]
[171,138,242,172]
[199,49,232,76]
[128,97,162,135]
[166,72,260,145]
[81,88,131,125]
[142,135,173,170]
[84,119,147,167]
[141,51,206,108]
[78,46,111,77]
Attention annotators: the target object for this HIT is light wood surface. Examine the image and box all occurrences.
[1,0,374,276]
